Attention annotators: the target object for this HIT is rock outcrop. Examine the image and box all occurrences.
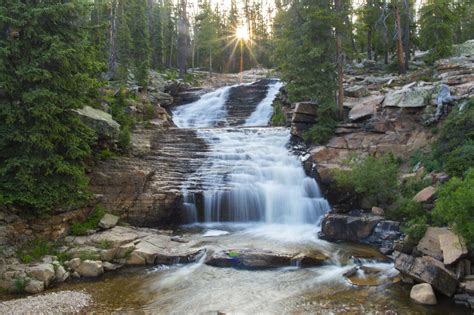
[72,106,120,139]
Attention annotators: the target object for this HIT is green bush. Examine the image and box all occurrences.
[401,216,429,244]
[302,103,337,145]
[387,197,426,222]
[14,277,29,293]
[433,168,474,248]
[334,155,400,208]
[70,205,106,236]
[111,87,135,151]
[444,142,474,177]
[271,101,286,126]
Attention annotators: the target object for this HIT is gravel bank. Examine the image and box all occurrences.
[0,291,92,314]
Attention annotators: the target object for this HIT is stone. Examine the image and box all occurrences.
[416,227,450,261]
[103,262,122,271]
[126,252,146,265]
[410,283,437,305]
[348,102,377,121]
[345,85,369,98]
[290,252,329,267]
[24,279,45,294]
[206,249,296,269]
[383,86,434,108]
[292,112,317,123]
[319,214,382,242]
[98,213,119,230]
[413,186,437,203]
[72,106,120,139]
[28,264,55,287]
[68,258,81,270]
[76,260,104,278]
[439,231,468,265]
[72,271,81,279]
[100,248,117,262]
[89,226,139,247]
[393,251,458,296]
[293,102,318,116]
[371,207,384,216]
[54,265,68,283]
[462,281,474,294]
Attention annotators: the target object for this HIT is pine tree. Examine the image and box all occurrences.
[128,0,151,86]
[116,0,133,80]
[0,0,100,214]
[419,0,456,64]
[151,2,164,69]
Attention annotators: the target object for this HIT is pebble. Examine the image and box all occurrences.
[0,290,92,314]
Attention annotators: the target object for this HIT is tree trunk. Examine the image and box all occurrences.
[335,0,344,119]
[395,4,406,75]
[367,28,373,60]
[403,0,410,70]
[107,0,118,79]
[177,0,189,78]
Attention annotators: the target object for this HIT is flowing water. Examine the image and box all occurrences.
[38,82,469,313]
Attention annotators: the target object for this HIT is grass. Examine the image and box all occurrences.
[70,205,106,236]
[17,239,52,264]
[97,239,113,250]
[13,278,28,293]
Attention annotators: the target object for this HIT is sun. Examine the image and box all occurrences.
[235,26,250,41]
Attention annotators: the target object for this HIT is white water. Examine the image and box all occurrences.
[245,81,284,126]
[172,81,330,224]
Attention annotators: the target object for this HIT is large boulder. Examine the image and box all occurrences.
[72,106,120,139]
[413,186,437,203]
[347,95,384,121]
[319,214,382,242]
[383,86,434,108]
[416,227,450,261]
[28,264,55,287]
[24,279,45,294]
[439,231,468,265]
[76,260,104,278]
[393,251,458,296]
[410,283,437,305]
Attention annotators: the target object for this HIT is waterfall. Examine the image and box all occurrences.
[173,81,330,225]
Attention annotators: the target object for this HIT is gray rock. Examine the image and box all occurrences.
[72,106,120,139]
[68,258,81,270]
[28,264,55,287]
[98,213,119,230]
[345,85,369,98]
[393,251,458,296]
[103,262,122,271]
[54,265,68,283]
[383,86,434,108]
[76,260,104,278]
[293,102,318,116]
[319,214,382,242]
[24,279,45,294]
[439,231,468,265]
[410,283,437,305]
[206,249,295,269]
[416,227,450,261]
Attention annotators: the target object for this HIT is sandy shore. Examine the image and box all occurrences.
[0,290,92,314]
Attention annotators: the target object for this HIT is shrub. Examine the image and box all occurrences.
[303,103,337,145]
[13,277,29,293]
[111,87,135,151]
[433,168,474,248]
[70,205,106,236]
[17,239,52,263]
[334,154,400,208]
[401,216,429,244]
[271,101,286,126]
[444,142,474,177]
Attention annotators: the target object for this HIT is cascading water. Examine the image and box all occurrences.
[173,80,330,224]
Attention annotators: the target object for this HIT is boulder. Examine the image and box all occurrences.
[103,262,122,271]
[371,207,384,216]
[462,280,474,294]
[292,113,317,123]
[383,86,434,108]
[98,213,119,230]
[28,264,55,287]
[439,231,468,265]
[416,227,449,261]
[89,226,139,247]
[293,102,318,116]
[319,214,382,242]
[76,260,104,277]
[24,279,45,294]
[206,249,295,269]
[126,252,146,265]
[72,106,120,139]
[344,85,369,98]
[393,251,458,296]
[54,265,68,283]
[290,252,330,267]
[410,283,437,305]
[413,186,437,203]
[68,258,81,270]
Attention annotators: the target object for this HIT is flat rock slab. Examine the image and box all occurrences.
[413,186,437,203]
[88,226,140,247]
[206,249,329,269]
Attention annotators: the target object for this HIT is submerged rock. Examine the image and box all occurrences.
[410,283,437,305]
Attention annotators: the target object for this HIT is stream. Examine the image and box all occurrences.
[50,81,468,313]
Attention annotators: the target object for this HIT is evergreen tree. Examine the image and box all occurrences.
[151,2,164,69]
[419,0,456,64]
[0,0,100,214]
[128,0,151,86]
[116,0,133,80]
